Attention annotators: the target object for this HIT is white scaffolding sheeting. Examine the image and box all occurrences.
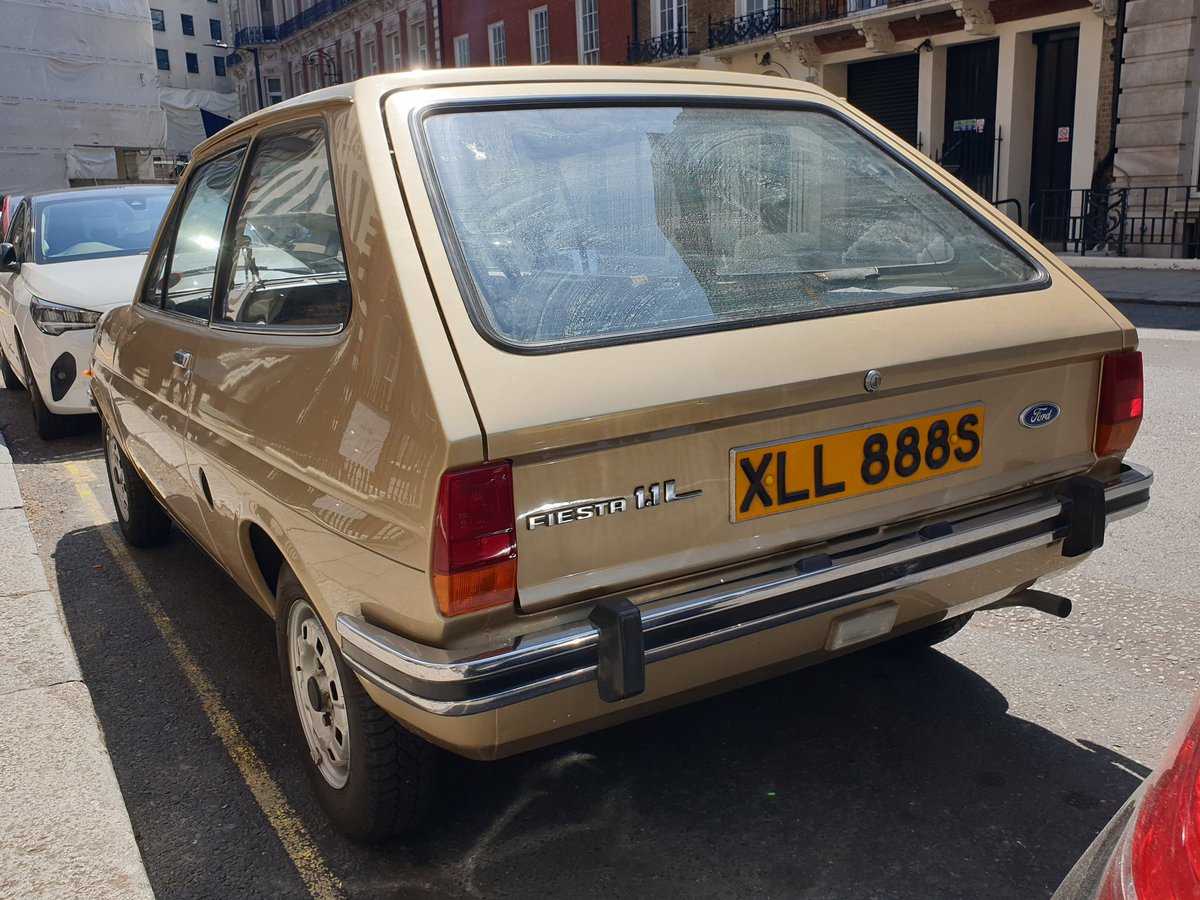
[160,88,239,155]
[0,0,168,194]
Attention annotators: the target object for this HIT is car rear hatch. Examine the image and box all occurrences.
[384,77,1131,614]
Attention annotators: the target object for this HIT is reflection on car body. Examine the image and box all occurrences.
[88,67,1151,841]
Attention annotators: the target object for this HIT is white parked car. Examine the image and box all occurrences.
[0,185,173,438]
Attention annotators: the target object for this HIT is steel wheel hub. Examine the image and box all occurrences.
[288,600,350,789]
[105,430,130,522]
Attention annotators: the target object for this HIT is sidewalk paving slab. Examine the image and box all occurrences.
[0,431,153,899]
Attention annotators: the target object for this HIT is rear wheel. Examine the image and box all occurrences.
[1,349,22,390]
[102,420,171,546]
[891,611,974,650]
[276,566,437,841]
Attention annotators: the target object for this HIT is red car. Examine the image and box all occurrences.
[1054,696,1200,898]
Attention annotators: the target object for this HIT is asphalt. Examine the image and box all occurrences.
[0,256,1195,898]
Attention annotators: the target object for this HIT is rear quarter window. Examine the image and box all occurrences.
[420,103,1044,351]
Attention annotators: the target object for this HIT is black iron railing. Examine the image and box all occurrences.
[277,0,360,40]
[708,7,787,49]
[628,28,693,63]
[234,25,277,46]
[226,51,243,67]
[1031,186,1200,258]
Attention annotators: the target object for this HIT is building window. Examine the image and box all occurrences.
[577,0,599,64]
[454,34,470,67]
[266,76,283,104]
[530,7,550,64]
[214,55,227,76]
[409,20,428,68]
[150,8,164,31]
[209,19,222,41]
[364,39,378,74]
[343,47,357,81]
[186,52,199,73]
[488,22,506,66]
[655,0,687,52]
[180,13,194,35]
[156,48,170,70]
[386,30,401,69]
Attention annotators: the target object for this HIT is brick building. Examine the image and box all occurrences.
[440,0,632,67]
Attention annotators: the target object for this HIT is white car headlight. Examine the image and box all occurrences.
[30,296,103,336]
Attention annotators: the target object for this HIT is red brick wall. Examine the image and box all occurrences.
[441,0,633,67]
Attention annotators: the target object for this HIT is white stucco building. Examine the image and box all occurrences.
[149,0,241,157]
[224,0,438,117]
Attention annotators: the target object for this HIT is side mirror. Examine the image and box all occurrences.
[0,243,18,273]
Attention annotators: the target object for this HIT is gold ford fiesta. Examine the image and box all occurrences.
[90,66,1151,840]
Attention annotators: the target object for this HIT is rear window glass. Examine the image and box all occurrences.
[421,104,1043,350]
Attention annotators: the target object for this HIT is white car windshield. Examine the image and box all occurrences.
[36,191,172,264]
[422,104,1043,350]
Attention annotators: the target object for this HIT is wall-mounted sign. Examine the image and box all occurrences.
[1057,126,1071,143]
[953,118,986,133]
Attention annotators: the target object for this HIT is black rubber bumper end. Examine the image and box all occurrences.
[589,597,645,703]
[1062,477,1107,558]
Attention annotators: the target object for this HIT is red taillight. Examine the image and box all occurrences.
[1098,698,1200,900]
[1096,350,1143,457]
[432,462,517,617]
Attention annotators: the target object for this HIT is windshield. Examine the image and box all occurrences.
[422,104,1043,350]
[35,190,173,264]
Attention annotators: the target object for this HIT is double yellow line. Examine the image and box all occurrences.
[64,461,343,900]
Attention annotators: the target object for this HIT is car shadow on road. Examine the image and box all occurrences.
[48,517,1149,900]
[1112,300,1200,331]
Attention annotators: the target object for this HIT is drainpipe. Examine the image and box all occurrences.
[1092,0,1127,189]
[631,0,639,46]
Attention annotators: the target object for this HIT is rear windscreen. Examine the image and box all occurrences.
[421,104,1043,350]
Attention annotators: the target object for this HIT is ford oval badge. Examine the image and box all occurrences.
[1020,403,1061,429]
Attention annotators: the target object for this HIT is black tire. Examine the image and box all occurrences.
[275,565,437,841]
[1,348,22,390]
[891,611,974,650]
[102,418,172,547]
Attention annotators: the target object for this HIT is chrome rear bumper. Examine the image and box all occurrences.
[337,463,1152,717]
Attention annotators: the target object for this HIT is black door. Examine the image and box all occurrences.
[1029,28,1079,242]
[847,55,920,147]
[939,39,999,200]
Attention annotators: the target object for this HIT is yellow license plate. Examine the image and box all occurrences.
[731,405,985,522]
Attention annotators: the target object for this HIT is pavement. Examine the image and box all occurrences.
[0,255,1194,899]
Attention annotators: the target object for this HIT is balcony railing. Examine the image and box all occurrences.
[234,25,277,46]
[707,8,787,49]
[628,28,693,63]
[277,0,360,41]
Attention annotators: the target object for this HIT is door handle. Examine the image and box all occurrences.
[172,350,193,383]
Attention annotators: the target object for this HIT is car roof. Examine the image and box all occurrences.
[190,65,833,158]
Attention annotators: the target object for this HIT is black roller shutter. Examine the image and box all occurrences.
[847,55,920,147]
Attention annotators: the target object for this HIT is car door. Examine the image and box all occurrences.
[181,124,360,584]
[0,201,30,371]
[107,148,246,547]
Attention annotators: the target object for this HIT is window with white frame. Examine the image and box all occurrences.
[265,76,283,104]
[364,39,378,74]
[410,19,428,67]
[530,7,550,64]
[343,47,358,81]
[454,34,470,67]
[489,22,507,66]
[577,0,599,64]
[655,0,687,52]
[739,0,771,12]
[386,30,401,69]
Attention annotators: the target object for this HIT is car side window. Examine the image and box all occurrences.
[8,203,28,261]
[218,126,350,329]
[155,149,245,318]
